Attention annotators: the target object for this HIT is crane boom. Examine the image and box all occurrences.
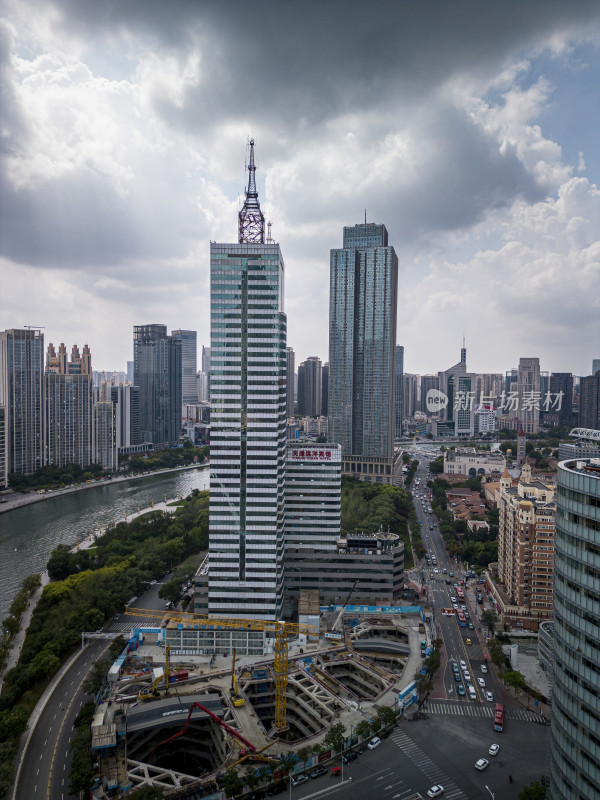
[151,701,256,756]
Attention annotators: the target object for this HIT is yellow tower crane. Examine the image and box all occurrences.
[124,608,316,731]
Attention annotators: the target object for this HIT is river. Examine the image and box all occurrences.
[0,467,209,620]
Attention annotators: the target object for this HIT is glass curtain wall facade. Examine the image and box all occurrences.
[208,242,287,620]
[395,345,404,438]
[0,329,44,475]
[133,325,182,445]
[329,223,398,460]
[172,329,198,405]
[551,459,600,799]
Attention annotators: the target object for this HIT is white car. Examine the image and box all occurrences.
[427,786,445,798]
[481,664,488,673]
[460,604,467,611]
[475,758,489,771]
[477,677,486,687]
[459,659,467,670]
[450,597,457,604]
[434,568,439,573]
[367,736,381,750]
[489,744,500,756]
[485,691,494,702]
[463,672,471,682]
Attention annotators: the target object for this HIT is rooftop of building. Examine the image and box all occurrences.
[561,458,600,477]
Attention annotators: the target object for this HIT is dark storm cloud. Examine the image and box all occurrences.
[45,0,600,125]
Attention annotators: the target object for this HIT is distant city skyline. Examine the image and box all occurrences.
[2,3,600,374]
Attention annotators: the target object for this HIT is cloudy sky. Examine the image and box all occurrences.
[2,0,600,376]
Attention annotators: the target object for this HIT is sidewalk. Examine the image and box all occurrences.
[0,570,50,693]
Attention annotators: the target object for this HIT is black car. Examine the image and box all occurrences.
[343,750,358,764]
[309,766,328,779]
[266,783,286,796]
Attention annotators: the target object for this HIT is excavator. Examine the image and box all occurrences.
[139,645,171,701]
[230,648,245,707]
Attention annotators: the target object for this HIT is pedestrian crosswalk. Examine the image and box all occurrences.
[390,730,466,800]
[425,699,547,723]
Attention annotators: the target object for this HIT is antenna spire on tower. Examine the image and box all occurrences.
[238,138,265,244]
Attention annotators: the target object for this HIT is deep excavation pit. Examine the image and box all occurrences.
[241,667,345,742]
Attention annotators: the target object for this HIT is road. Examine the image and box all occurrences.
[14,580,172,800]
[409,457,499,707]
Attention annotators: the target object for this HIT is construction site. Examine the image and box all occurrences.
[89,599,429,798]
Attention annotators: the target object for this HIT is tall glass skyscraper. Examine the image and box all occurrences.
[328,223,398,473]
[395,345,404,439]
[552,459,600,799]
[133,324,182,445]
[208,141,287,620]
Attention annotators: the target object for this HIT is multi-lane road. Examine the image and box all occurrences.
[409,456,498,707]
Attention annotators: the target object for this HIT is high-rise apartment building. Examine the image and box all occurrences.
[0,328,44,476]
[44,343,93,467]
[329,222,398,482]
[208,140,287,620]
[172,329,198,405]
[94,401,118,470]
[286,347,295,418]
[403,373,417,420]
[517,357,541,434]
[110,384,140,448]
[592,358,600,375]
[493,464,554,631]
[395,346,404,438]
[547,372,573,426]
[297,356,322,418]
[551,459,600,798]
[0,406,7,488]
[133,324,182,445]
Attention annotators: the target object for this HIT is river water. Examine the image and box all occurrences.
[0,467,209,620]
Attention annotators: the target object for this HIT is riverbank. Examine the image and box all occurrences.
[0,462,208,515]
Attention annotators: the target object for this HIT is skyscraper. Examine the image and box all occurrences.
[517,357,541,434]
[0,406,7,489]
[201,345,211,402]
[172,329,198,405]
[44,342,93,467]
[208,140,287,620]
[286,347,295,418]
[297,356,322,418]
[133,324,182,445]
[321,362,329,418]
[578,373,600,429]
[551,458,600,798]
[420,374,440,414]
[395,345,404,438]
[0,328,44,476]
[110,384,140,448]
[328,223,398,483]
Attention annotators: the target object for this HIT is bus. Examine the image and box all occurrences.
[456,609,467,627]
[456,587,465,602]
[494,703,505,732]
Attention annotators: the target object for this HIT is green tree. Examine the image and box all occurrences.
[243,766,259,790]
[376,705,397,727]
[355,719,372,741]
[278,752,297,775]
[297,745,313,771]
[82,659,109,695]
[481,609,499,634]
[26,649,61,682]
[504,670,526,695]
[47,544,73,581]
[0,709,28,743]
[518,778,547,799]
[324,722,346,754]
[223,768,243,798]
[158,577,184,606]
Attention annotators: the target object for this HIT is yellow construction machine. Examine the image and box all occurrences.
[230,648,245,707]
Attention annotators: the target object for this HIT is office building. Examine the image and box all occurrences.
[438,344,468,424]
[403,373,418,420]
[0,328,44,476]
[593,359,600,375]
[328,222,398,481]
[579,373,600,430]
[492,464,555,631]
[172,329,198,405]
[126,361,134,383]
[395,346,404,438]
[197,371,209,403]
[201,345,211,401]
[284,443,341,551]
[0,406,7,488]
[110,384,140,448]
[420,374,440,414]
[208,139,286,620]
[286,347,295,418]
[550,459,600,798]
[321,362,329,418]
[44,343,93,468]
[297,356,322,417]
[133,324,182,445]
[547,372,573,426]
